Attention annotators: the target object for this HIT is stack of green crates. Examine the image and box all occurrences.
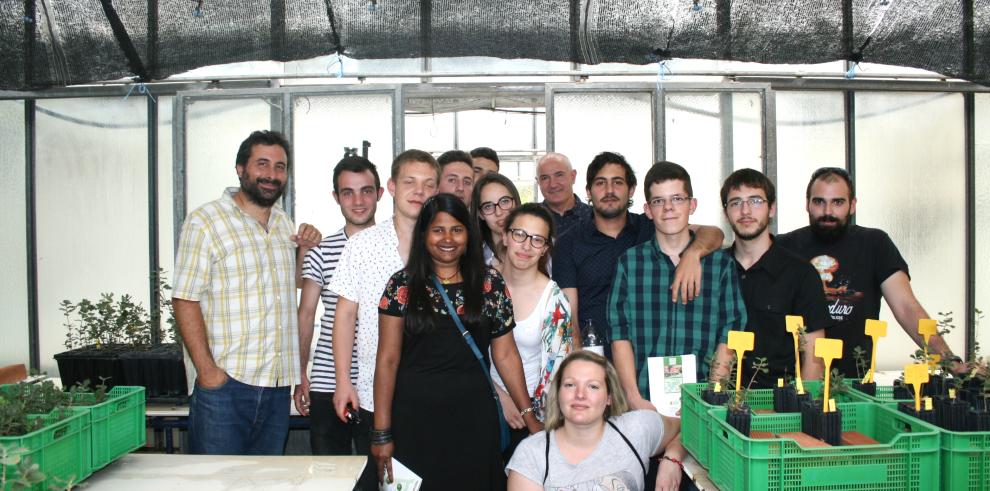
[707,402,940,490]
[71,386,146,472]
[681,381,857,469]
[0,408,92,491]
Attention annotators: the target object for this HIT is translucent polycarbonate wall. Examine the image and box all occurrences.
[292,93,395,242]
[552,91,653,210]
[976,94,990,356]
[664,91,763,234]
[774,91,846,234]
[855,92,966,370]
[405,112,455,153]
[35,98,150,376]
[0,101,29,368]
[183,98,275,213]
[456,109,538,153]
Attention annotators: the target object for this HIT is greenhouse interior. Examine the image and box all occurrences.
[2,1,990,490]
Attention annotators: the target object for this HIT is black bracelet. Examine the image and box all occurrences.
[369,427,392,445]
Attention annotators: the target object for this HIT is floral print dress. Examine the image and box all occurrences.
[378,267,515,491]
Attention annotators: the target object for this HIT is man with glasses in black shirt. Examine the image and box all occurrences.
[722,169,830,387]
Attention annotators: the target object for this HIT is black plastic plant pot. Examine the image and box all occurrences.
[794,391,811,413]
[852,381,876,396]
[119,343,188,402]
[800,399,821,436]
[924,374,946,398]
[773,385,795,413]
[892,381,913,400]
[702,388,730,406]
[934,396,970,431]
[726,405,752,437]
[54,344,129,389]
[897,401,937,425]
[970,408,990,431]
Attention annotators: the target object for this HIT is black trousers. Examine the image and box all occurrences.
[308,392,377,491]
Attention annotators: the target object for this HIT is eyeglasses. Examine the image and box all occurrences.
[507,228,550,249]
[725,197,769,210]
[479,196,515,215]
[648,195,691,208]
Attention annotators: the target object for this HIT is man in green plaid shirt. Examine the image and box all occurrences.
[609,161,746,411]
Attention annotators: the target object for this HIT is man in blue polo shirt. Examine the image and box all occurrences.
[551,152,724,358]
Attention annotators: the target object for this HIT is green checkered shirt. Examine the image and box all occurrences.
[608,235,747,399]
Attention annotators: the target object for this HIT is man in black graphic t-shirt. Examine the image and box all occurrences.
[777,167,959,377]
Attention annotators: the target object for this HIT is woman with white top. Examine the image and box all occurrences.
[470,172,521,266]
[507,351,686,491]
[492,203,576,458]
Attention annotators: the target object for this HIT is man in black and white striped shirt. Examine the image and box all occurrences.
[295,156,383,456]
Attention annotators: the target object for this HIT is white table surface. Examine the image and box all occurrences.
[84,454,366,490]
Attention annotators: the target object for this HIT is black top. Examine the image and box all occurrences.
[777,225,909,377]
[542,194,593,241]
[551,212,654,358]
[728,237,831,388]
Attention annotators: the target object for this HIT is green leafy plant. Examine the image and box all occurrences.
[0,397,45,437]
[61,269,177,349]
[728,357,768,412]
[852,346,868,380]
[0,446,46,490]
[823,367,850,397]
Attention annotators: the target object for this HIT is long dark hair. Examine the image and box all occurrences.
[404,193,485,335]
[503,203,556,278]
[469,173,521,257]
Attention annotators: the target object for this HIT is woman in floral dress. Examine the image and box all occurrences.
[372,193,541,490]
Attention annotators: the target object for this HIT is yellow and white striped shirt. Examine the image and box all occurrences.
[173,187,300,387]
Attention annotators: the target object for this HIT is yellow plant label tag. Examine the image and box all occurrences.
[778,378,784,388]
[828,399,837,412]
[918,319,937,342]
[864,319,887,338]
[785,315,804,334]
[815,338,842,362]
[714,382,722,393]
[904,363,929,412]
[924,397,933,411]
[949,388,956,399]
[816,338,843,413]
[728,330,755,353]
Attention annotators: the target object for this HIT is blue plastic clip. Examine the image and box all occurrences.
[328,54,344,78]
[124,82,156,104]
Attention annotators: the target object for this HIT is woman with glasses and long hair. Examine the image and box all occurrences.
[506,351,686,491]
[491,203,577,459]
[372,193,541,491]
[470,172,521,266]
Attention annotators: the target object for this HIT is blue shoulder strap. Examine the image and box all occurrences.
[431,275,511,451]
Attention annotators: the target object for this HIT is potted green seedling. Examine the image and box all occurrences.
[724,331,757,437]
[54,270,186,401]
[801,338,843,445]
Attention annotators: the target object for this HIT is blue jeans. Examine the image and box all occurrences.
[188,376,290,455]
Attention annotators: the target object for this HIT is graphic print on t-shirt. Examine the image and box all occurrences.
[809,254,864,322]
[548,470,637,491]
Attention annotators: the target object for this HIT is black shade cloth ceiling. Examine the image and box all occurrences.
[2,0,988,91]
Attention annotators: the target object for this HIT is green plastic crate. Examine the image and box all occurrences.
[681,380,854,469]
[708,402,940,491]
[0,408,92,491]
[846,385,912,405]
[72,386,146,471]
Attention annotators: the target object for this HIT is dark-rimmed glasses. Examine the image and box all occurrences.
[479,196,515,215]
[507,228,549,249]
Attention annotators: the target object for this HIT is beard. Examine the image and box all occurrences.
[592,194,630,220]
[240,174,284,207]
[731,218,769,241]
[810,214,850,243]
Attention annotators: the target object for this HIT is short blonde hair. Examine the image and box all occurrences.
[543,351,630,430]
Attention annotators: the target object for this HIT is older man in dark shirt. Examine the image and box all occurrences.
[537,152,591,239]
